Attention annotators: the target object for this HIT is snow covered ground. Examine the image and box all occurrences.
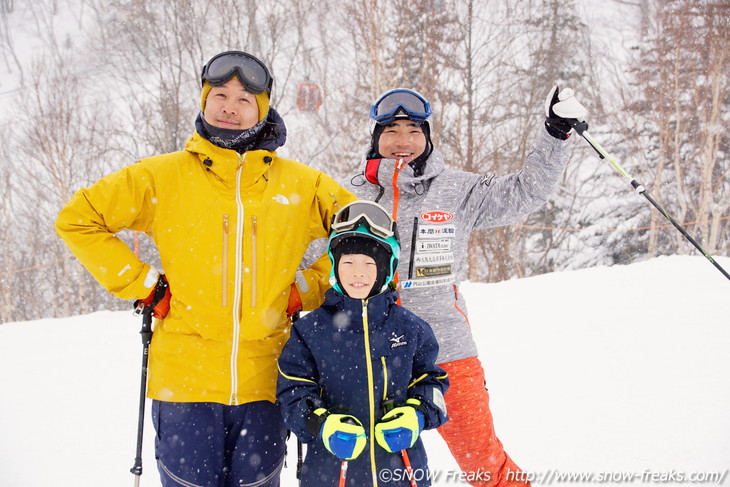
[1,255,729,487]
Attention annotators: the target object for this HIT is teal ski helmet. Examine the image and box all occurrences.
[328,201,400,298]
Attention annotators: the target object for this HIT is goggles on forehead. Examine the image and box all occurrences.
[370,88,432,124]
[201,51,273,95]
[331,201,396,240]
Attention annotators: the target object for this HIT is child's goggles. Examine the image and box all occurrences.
[331,201,396,239]
[370,88,432,123]
[201,51,273,95]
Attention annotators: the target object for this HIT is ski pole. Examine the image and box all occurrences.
[130,304,153,487]
[291,310,305,484]
[568,119,730,282]
[400,449,418,487]
[337,414,360,487]
[338,460,348,487]
[382,399,419,487]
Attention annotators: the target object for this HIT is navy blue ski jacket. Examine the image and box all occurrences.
[277,287,449,486]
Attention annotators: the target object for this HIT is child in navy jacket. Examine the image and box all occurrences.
[277,200,449,486]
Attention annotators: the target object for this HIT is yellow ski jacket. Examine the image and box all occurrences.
[55,132,356,405]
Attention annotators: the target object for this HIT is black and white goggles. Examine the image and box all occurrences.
[201,51,273,95]
[331,201,395,239]
[370,88,432,123]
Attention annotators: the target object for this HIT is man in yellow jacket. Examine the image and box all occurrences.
[55,50,356,487]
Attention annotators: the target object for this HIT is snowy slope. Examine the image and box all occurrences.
[1,255,729,487]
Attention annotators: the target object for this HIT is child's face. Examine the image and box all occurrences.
[337,253,378,299]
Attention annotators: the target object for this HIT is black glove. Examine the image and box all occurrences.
[544,86,588,140]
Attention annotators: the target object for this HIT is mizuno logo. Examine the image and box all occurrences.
[389,334,408,348]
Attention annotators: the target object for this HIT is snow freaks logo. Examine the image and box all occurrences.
[379,468,492,484]
[420,210,454,224]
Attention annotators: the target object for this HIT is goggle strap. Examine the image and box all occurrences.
[331,216,393,240]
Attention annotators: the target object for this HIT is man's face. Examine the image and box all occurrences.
[377,119,427,164]
[203,77,260,130]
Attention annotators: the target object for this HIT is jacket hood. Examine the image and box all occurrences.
[184,131,278,186]
[357,147,447,196]
[257,107,287,151]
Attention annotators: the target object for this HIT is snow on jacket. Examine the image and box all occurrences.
[345,126,573,363]
[55,130,356,405]
[277,287,449,486]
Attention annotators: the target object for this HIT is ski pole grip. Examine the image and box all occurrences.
[140,309,153,346]
[568,118,589,135]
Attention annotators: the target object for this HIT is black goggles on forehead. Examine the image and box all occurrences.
[370,89,432,123]
[201,51,273,95]
[331,201,396,239]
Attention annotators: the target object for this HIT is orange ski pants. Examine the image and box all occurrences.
[437,356,530,487]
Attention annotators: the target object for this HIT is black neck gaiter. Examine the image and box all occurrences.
[195,113,266,153]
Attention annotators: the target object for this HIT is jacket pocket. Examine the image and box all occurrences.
[380,355,389,405]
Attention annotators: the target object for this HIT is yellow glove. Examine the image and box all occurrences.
[315,409,367,460]
[374,398,424,453]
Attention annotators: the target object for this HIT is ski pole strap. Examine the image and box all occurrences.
[567,117,589,136]
[133,275,169,316]
[133,300,147,316]
[149,276,169,309]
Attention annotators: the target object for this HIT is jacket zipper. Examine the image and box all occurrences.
[407,216,418,280]
[391,159,407,221]
[380,356,388,403]
[361,300,379,486]
[222,214,230,307]
[229,159,246,405]
[251,215,257,308]
[453,284,471,327]
[391,159,407,305]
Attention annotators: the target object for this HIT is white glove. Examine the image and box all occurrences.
[544,86,588,139]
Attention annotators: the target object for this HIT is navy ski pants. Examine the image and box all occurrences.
[151,400,287,487]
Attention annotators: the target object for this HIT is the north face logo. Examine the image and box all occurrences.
[273,194,289,205]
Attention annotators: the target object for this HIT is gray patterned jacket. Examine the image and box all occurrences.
[342,126,573,364]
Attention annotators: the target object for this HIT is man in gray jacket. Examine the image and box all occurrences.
[341,87,587,486]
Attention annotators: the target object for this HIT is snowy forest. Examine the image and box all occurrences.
[0,0,728,322]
